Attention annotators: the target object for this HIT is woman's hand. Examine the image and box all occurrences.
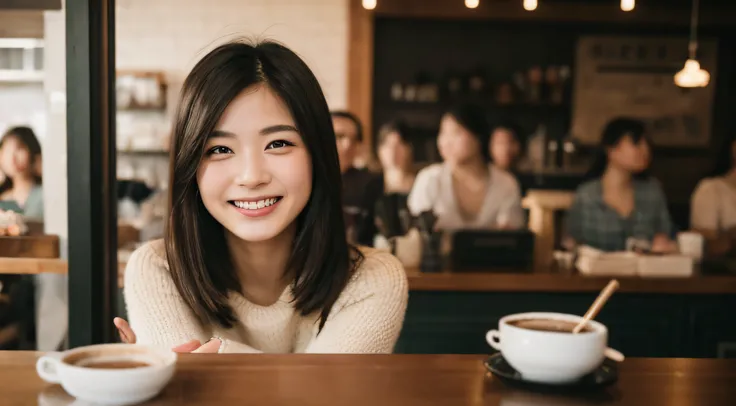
[651,234,678,254]
[114,317,136,344]
[113,317,221,353]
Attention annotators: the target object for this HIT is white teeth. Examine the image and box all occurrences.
[233,198,279,210]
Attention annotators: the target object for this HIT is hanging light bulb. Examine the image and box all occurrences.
[523,0,538,11]
[675,0,710,88]
[620,0,635,11]
[465,0,480,9]
[362,0,376,10]
[674,59,710,88]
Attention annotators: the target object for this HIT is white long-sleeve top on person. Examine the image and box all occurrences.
[123,239,408,354]
[691,177,736,232]
[407,163,525,231]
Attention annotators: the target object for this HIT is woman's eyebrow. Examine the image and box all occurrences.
[259,124,299,136]
[209,130,236,139]
[208,125,299,139]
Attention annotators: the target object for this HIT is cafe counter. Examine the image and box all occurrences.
[5,256,734,360]
[405,267,736,294]
[398,266,736,359]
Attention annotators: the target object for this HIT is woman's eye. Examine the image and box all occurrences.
[266,140,294,150]
[207,146,233,155]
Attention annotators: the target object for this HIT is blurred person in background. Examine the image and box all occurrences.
[331,111,383,246]
[488,119,527,196]
[489,120,523,173]
[0,126,44,350]
[407,104,524,231]
[690,133,736,257]
[0,126,43,220]
[376,120,415,194]
[374,120,416,240]
[565,118,676,253]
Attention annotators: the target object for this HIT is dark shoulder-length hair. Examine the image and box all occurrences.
[377,119,412,146]
[0,126,42,195]
[445,103,491,162]
[710,133,735,177]
[166,40,361,330]
[586,117,651,180]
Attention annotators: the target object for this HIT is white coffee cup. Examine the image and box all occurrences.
[486,312,607,384]
[36,343,177,406]
[678,231,704,260]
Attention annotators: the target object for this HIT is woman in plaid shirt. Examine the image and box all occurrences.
[565,118,676,253]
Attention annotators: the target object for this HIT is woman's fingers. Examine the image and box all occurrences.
[113,317,136,344]
[192,338,222,354]
[172,339,202,353]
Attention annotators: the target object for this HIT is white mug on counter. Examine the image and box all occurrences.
[486,312,620,384]
[677,231,704,261]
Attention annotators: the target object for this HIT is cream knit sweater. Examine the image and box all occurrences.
[123,239,409,354]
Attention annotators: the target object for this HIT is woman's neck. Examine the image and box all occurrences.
[451,158,489,181]
[383,168,415,194]
[601,166,632,190]
[225,222,296,306]
[4,176,35,206]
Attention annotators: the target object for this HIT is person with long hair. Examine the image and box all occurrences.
[407,104,524,230]
[114,40,408,354]
[0,126,43,219]
[565,118,675,252]
[0,126,43,350]
[690,134,736,257]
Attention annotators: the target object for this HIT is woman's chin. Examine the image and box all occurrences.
[228,227,284,243]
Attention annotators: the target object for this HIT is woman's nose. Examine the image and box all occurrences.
[234,153,271,188]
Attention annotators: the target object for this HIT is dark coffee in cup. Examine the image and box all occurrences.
[509,318,593,333]
[76,360,151,369]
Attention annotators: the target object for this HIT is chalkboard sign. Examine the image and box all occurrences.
[572,36,718,148]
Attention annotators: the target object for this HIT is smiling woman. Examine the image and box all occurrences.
[116,40,408,354]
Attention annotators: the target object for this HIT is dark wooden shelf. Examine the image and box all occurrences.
[375,100,571,112]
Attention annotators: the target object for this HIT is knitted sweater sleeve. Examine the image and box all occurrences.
[123,240,258,353]
[303,248,409,354]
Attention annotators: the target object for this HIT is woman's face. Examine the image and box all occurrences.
[437,114,481,166]
[0,136,32,179]
[378,131,412,171]
[489,128,520,171]
[607,135,651,174]
[196,85,313,243]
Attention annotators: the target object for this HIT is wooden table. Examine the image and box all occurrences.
[3,352,736,405]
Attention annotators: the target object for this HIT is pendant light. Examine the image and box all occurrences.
[675,0,710,88]
[621,0,635,12]
[465,0,480,8]
[362,0,376,10]
[523,0,538,11]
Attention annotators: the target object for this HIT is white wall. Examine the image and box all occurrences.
[39,6,68,351]
[115,0,349,108]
